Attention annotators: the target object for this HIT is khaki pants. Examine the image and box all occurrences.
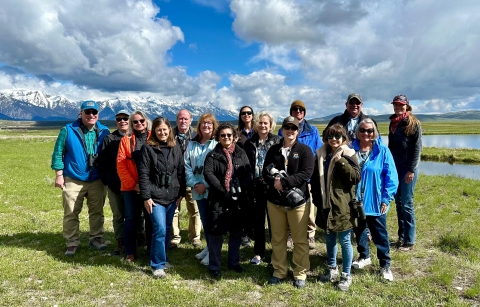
[63,177,105,247]
[171,187,201,243]
[268,201,310,280]
[107,187,124,241]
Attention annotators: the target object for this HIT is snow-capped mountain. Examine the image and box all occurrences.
[0,89,238,121]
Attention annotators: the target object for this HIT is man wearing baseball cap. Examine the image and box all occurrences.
[279,100,322,249]
[324,93,377,141]
[51,100,110,256]
[98,109,130,255]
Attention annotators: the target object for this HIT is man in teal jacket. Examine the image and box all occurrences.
[51,100,110,256]
[279,100,322,249]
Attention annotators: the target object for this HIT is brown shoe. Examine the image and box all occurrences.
[126,254,135,262]
[191,239,202,248]
[65,246,78,256]
[308,237,315,250]
[398,244,414,252]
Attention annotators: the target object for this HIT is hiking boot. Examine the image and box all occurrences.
[65,246,78,256]
[381,267,393,281]
[195,247,208,260]
[337,272,352,291]
[152,268,166,279]
[209,269,221,279]
[351,257,372,269]
[294,279,306,289]
[319,266,339,283]
[241,236,252,247]
[125,254,135,263]
[267,276,284,286]
[114,239,124,256]
[191,239,202,248]
[89,237,107,251]
[200,252,209,266]
[398,244,414,252]
[228,264,244,273]
[308,237,315,250]
[286,233,294,249]
[169,241,179,249]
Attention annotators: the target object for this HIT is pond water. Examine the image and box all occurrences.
[382,134,480,149]
[419,161,480,180]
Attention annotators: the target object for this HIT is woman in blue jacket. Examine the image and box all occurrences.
[351,118,399,282]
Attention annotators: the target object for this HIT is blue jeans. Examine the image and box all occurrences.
[197,198,210,246]
[395,170,418,245]
[149,202,176,270]
[354,214,391,268]
[325,229,353,275]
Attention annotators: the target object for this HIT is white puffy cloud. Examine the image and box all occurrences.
[0,0,184,92]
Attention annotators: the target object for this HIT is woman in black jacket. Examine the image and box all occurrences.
[137,117,185,279]
[203,123,252,279]
[243,110,282,265]
[262,116,314,289]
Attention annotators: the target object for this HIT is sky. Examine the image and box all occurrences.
[0,0,479,119]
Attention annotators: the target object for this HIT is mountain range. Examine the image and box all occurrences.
[0,89,238,121]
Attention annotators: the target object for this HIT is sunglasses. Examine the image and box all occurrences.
[292,107,304,112]
[359,128,374,134]
[283,125,298,131]
[83,109,98,115]
[240,111,253,116]
[220,133,233,138]
[133,119,146,125]
[116,117,129,122]
[348,100,361,105]
[327,134,343,140]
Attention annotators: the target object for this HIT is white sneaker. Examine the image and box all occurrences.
[351,257,372,269]
[195,247,208,260]
[381,267,394,281]
[337,272,352,291]
[200,252,209,266]
[319,266,339,283]
[165,262,173,270]
[152,268,166,279]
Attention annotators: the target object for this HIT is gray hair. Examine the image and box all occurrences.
[355,118,379,140]
[127,110,152,136]
[176,109,193,120]
[254,110,276,133]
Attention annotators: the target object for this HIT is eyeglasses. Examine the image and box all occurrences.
[348,100,361,105]
[292,107,304,112]
[83,109,98,115]
[327,134,343,140]
[283,125,298,131]
[133,119,146,125]
[220,133,232,138]
[240,111,253,116]
[116,117,129,122]
[359,128,374,134]
[201,121,213,126]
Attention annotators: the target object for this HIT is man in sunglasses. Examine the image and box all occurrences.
[98,110,130,255]
[324,93,377,141]
[170,109,202,249]
[279,100,322,249]
[51,100,110,256]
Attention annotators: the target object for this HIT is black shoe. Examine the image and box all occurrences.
[293,279,306,289]
[267,276,284,285]
[228,264,244,273]
[209,269,221,279]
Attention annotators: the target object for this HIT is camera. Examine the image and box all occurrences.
[230,177,242,200]
[349,199,366,220]
[87,154,98,168]
[266,163,306,208]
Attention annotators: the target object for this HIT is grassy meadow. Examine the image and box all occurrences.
[0,130,480,306]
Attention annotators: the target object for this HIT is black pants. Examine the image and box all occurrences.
[253,191,272,258]
[208,229,241,270]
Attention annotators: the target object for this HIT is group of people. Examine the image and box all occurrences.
[51,93,422,290]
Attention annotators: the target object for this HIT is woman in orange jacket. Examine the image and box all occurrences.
[117,110,152,262]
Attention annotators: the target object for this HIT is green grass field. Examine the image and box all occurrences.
[0,133,479,306]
